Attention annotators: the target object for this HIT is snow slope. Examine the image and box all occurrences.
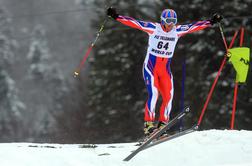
[1,130,252,166]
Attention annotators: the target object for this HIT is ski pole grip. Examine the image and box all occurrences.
[73,68,80,77]
[184,106,190,113]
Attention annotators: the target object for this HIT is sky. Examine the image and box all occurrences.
[0,129,252,166]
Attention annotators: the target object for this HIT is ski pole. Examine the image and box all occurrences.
[218,22,228,52]
[73,18,108,77]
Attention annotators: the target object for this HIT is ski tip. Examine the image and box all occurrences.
[123,157,131,162]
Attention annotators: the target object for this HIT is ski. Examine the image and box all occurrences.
[143,124,198,150]
[123,106,190,161]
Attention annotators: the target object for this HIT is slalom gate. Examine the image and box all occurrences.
[197,24,250,129]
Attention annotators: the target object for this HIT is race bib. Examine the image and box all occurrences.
[147,25,178,58]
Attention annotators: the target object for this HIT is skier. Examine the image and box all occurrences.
[107,7,222,136]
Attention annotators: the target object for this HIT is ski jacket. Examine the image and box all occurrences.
[116,15,212,58]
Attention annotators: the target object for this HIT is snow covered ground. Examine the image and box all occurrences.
[1,130,252,166]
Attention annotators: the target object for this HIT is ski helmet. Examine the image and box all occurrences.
[160,9,177,25]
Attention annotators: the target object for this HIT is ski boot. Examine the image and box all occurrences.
[136,122,157,146]
[157,121,169,138]
[144,121,156,137]
[157,121,167,129]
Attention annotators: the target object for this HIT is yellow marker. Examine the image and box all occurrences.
[228,47,250,83]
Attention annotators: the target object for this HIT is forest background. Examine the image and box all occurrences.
[0,0,251,143]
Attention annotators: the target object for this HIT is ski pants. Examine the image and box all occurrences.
[143,53,174,122]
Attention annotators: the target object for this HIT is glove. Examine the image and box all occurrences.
[107,7,119,19]
[210,13,223,25]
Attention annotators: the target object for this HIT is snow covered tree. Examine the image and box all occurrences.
[25,24,67,141]
[27,25,51,79]
[0,8,26,141]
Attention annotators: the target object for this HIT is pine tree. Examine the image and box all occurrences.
[25,24,67,141]
[27,25,51,79]
[0,8,26,141]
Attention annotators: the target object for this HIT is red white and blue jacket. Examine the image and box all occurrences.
[116,15,212,58]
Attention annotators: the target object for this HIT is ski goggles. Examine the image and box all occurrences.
[164,18,177,24]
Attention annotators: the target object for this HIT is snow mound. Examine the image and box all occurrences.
[0,130,252,166]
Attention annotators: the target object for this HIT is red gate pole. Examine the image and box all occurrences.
[230,27,244,129]
[231,83,238,129]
